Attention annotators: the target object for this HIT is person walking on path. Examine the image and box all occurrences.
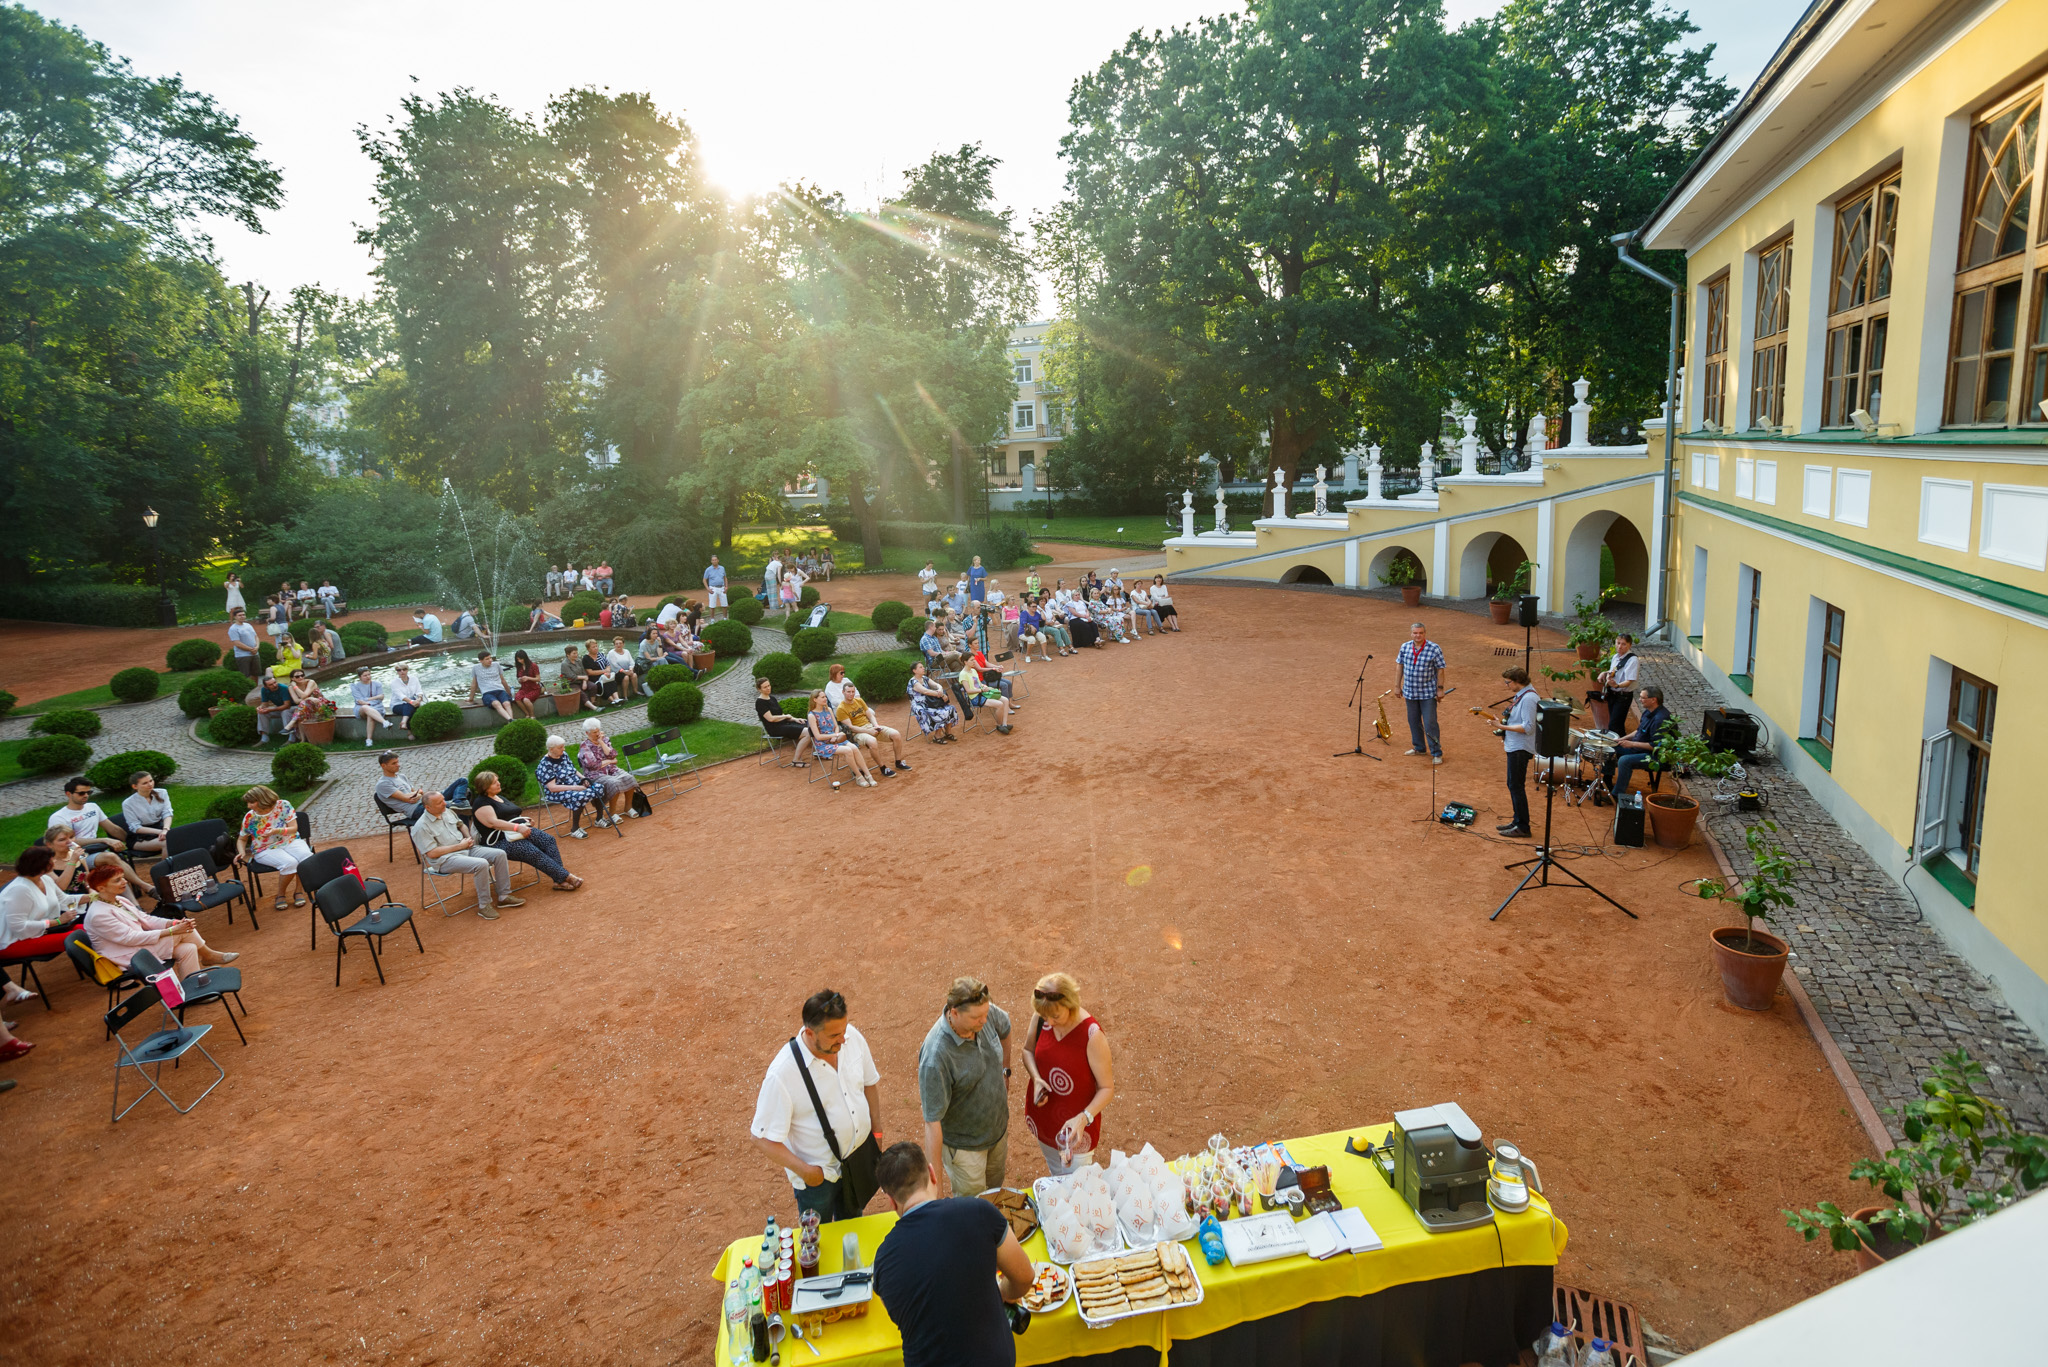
[1396,620,1447,764]
[918,976,1012,1197]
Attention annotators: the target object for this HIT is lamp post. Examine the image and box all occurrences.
[142,507,175,628]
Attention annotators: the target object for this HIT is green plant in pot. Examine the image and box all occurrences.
[295,693,339,744]
[1642,719,1739,848]
[1377,554,1423,605]
[1488,560,1536,623]
[1693,819,1800,1010]
[1785,1049,2048,1271]
[1565,586,1630,660]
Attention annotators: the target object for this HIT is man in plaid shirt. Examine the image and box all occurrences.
[1396,621,1447,763]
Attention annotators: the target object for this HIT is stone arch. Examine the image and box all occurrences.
[1279,564,1334,585]
[1365,543,1428,592]
[1560,509,1650,610]
[1457,531,1530,600]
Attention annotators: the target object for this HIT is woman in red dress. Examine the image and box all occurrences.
[511,649,544,719]
[1021,972,1116,1176]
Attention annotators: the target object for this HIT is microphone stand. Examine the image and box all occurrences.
[1334,655,1383,760]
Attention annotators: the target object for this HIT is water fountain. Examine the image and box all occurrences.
[436,479,542,654]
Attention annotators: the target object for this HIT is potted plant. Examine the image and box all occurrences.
[1693,820,1800,1010]
[1643,719,1739,848]
[1378,554,1424,607]
[1785,1050,2048,1271]
[1566,586,1629,661]
[295,695,338,745]
[1488,560,1537,625]
[550,680,583,717]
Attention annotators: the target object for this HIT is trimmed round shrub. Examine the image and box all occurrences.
[751,652,803,692]
[271,741,329,790]
[409,699,465,742]
[17,734,90,775]
[495,717,549,765]
[288,617,318,646]
[339,619,389,649]
[790,627,838,664]
[110,667,161,703]
[31,708,103,739]
[470,754,532,806]
[179,669,253,718]
[869,600,912,633]
[646,663,696,692]
[648,680,704,727]
[799,584,820,608]
[703,619,753,657]
[852,653,914,703]
[0,690,14,718]
[258,642,278,670]
[86,749,176,792]
[208,703,260,748]
[207,790,252,826]
[497,604,532,635]
[727,595,764,625]
[562,591,603,623]
[896,614,929,648]
[165,638,222,672]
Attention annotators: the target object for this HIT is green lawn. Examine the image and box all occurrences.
[797,648,921,692]
[17,670,208,715]
[759,609,875,636]
[989,511,1174,546]
[0,738,37,787]
[0,783,314,861]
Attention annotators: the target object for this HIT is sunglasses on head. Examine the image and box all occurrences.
[1033,988,1065,1002]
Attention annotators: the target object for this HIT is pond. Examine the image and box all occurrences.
[329,643,575,714]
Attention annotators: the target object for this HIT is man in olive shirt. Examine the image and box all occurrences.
[917,976,1012,1197]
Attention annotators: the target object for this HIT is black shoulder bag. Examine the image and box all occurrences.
[788,1038,881,1220]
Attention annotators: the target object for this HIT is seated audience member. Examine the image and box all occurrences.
[284,668,328,742]
[581,639,625,707]
[968,648,1019,707]
[906,663,960,742]
[306,630,333,669]
[81,862,238,982]
[612,598,636,630]
[234,785,315,912]
[558,644,587,701]
[52,776,143,867]
[638,630,669,680]
[351,666,391,747]
[536,735,607,836]
[1039,596,1075,656]
[256,670,293,744]
[410,793,521,919]
[120,772,173,858]
[944,581,970,623]
[529,600,564,631]
[819,547,835,581]
[598,600,614,631]
[373,752,465,826]
[607,636,649,696]
[1149,575,1179,631]
[835,683,908,776]
[2,846,84,1019]
[1131,583,1162,636]
[469,770,581,892]
[451,605,479,640]
[547,565,562,599]
[512,649,544,719]
[823,663,851,710]
[271,634,306,679]
[656,596,684,627]
[388,662,423,733]
[1597,684,1672,803]
[955,661,1015,734]
[918,619,960,673]
[468,650,517,722]
[1017,600,1052,662]
[754,677,814,764]
[38,824,148,898]
[578,718,647,821]
[296,580,318,617]
[317,579,343,616]
[807,689,877,788]
[318,620,347,661]
[409,609,444,647]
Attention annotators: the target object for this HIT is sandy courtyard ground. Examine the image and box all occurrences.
[0,582,1873,1364]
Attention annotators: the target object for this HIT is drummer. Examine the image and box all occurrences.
[1595,685,1670,804]
[1589,633,1639,732]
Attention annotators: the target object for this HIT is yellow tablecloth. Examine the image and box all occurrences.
[709,1126,1568,1366]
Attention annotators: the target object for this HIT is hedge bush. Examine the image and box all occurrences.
[823,519,965,552]
[752,652,803,692]
[870,600,912,633]
[896,614,929,648]
[338,619,389,649]
[0,582,175,627]
[702,619,752,656]
[790,627,838,664]
[648,680,705,727]
[87,749,176,792]
[31,708,102,739]
[207,790,253,826]
[208,703,261,748]
[959,522,1034,571]
[727,595,764,625]
[271,741,329,790]
[799,584,820,608]
[470,754,532,806]
[497,604,532,635]
[17,734,90,774]
[646,663,697,693]
[563,591,603,623]
[109,667,161,703]
[179,669,253,718]
[258,642,278,670]
[165,638,222,671]
[288,617,318,646]
[0,690,15,719]
[410,699,465,742]
[852,653,914,703]
[494,717,549,765]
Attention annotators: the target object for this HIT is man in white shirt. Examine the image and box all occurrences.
[751,988,885,1222]
[56,777,127,849]
[1591,633,1640,734]
[656,597,683,627]
[226,608,262,679]
[917,560,938,607]
[316,580,342,616]
[702,555,728,617]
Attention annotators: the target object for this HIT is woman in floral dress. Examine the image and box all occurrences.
[536,736,607,837]
[577,718,644,822]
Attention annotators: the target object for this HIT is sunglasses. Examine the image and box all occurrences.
[1033,988,1065,1002]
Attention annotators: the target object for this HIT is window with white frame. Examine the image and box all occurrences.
[1701,274,1729,429]
[1946,81,2048,428]
[1755,460,1778,505]
[1834,469,1872,527]
[1014,359,1032,383]
[1735,457,1755,499]
[1981,483,2048,570]
[1751,237,1793,428]
[1803,465,1833,517]
[1013,403,1035,432]
[1823,169,1900,426]
[1919,477,1973,550]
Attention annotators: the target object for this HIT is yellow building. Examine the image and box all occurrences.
[990,320,1063,490]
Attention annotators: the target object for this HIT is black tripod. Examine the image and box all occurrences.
[1491,764,1636,921]
[1335,655,1384,760]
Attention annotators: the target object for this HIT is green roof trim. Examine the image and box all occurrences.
[1796,737,1833,771]
[1677,492,2048,621]
[1926,853,1978,911]
[1730,673,1754,696]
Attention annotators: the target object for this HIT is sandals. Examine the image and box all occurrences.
[272,897,289,911]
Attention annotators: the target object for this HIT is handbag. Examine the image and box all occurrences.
[74,937,127,986]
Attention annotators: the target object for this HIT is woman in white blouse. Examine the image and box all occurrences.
[1,846,82,1012]
[388,663,424,734]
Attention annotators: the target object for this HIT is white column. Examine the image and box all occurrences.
[1525,413,1547,478]
[1213,485,1229,534]
[1366,445,1383,501]
[1646,473,1668,635]
[1431,522,1449,596]
[1568,378,1592,449]
[1343,539,1359,588]
[1418,443,1436,495]
[1533,498,1555,612]
[1271,467,1288,519]
[1458,412,1480,476]
[1342,448,1360,488]
[1180,490,1196,540]
[1020,462,1037,495]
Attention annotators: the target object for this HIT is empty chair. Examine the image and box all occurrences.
[294,847,392,951]
[314,875,423,987]
[106,978,225,1121]
[373,793,418,862]
[150,848,254,932]
[165,818,227,860]
[129,947,247,1047]
[993,650,1029,700]
[651,727,703,796]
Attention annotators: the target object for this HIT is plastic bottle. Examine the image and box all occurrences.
[1196,1214,1227,1266]
[725,1282,750,1360]
[1533,1321,1577,1367]
[1582,1337,1614,1367]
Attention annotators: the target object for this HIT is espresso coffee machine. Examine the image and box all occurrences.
[1389,1102,1495,1233]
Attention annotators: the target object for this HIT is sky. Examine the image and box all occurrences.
[42,0,1791,308]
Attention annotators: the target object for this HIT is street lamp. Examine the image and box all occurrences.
[142,507,175,627]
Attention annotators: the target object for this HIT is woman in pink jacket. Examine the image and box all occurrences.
[79,864,238,979]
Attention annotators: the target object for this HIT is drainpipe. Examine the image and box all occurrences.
[1611,229,1681,642]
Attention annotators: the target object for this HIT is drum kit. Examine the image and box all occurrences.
[1531,727,1621,806]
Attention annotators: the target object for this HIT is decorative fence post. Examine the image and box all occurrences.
[1458,412,1481,477]
[1272,467,1289,519]
[1313,465,1330,516]
[1525,413,1547,478]
[1367,445,1383,501]
[1214,485,1230,534]
[1419,443,1437,495]
[1569,378,1592,449]
[1342,447,1361,488]
[1181,490,1196,539]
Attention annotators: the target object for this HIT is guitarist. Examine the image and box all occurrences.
[1589,633,1640,733]
[1497,667,1539,838]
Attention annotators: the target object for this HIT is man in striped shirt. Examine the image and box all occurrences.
[1397,621,1447,764]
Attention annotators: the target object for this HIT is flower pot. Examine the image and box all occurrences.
[1488,600,1512,624]
[1847,1205,1930,1273]
[552,689,583,716]
[1710,925,1788,1011]
[1399,586,1422,607]
[1645,792,1698,848]
[297,718,336,745]
[687,651,716,671]
[1576,642,1604,661]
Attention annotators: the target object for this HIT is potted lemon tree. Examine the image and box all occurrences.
[1378,553,1424,607]
[1693,820,1800,1010]
[1644,719,1739,848]
[1488,560,1536,625]
[1566,586,1630,660]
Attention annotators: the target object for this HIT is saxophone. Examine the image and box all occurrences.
[1375,689,1394,741]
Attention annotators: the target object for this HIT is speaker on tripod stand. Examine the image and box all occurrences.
[1535,700,1572,757]
[1517,595,1539,628]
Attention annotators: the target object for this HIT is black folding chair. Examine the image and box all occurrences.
[620,734,678,806]
[295,847,392,951]
[946,678,986,737]
[150,848,255,932]
[165,818,227,859]
[107,978,224,1121]
[374,793,418,862]
[129,948,247,1047]
[66,926,147,1030]
[314,875,424,987]
[0,929,70,1012]
[652,726,703,796]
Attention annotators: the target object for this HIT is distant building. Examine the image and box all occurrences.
[294,393,352,476]
[988,320,1063,489]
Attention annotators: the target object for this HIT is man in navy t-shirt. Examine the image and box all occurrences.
[872,1141,1033,1367]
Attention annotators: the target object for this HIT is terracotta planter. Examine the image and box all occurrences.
[1847,1205,1933,1273]
[1488,600,1512,624]
[297,718,337,745]
[1399,586,1422,607]
[1710,925,1788,1010]
[1575,641,1604,661]
[686,651,717,672]
[1645,792,1698,848]
[552,689,583,716]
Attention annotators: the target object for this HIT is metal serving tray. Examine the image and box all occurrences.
[1069,1241,1206,1328]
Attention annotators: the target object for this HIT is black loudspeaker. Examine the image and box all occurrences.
[1702,707,1760,759]
[1612,792,1646,847]
[1517,595,1539,628]
[1535,700,1573,757]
